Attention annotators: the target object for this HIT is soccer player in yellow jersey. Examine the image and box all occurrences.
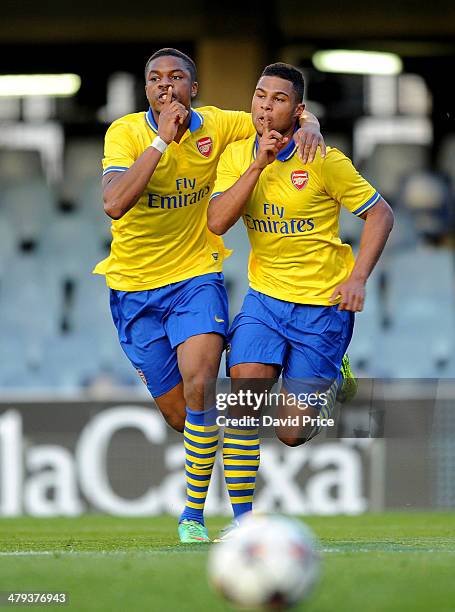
[208,63,394,530]
[93,49,325,542]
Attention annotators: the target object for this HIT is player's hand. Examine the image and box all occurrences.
[294,126,326,165]
[157,86,189,144]
[254,116,288,170]
[329,277,366,312]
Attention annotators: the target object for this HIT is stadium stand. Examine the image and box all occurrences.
[376,245,455,377]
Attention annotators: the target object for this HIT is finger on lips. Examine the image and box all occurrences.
[163,86,172,105]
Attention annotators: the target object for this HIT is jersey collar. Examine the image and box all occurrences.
[145,107,204,135]
[252,123,298,162]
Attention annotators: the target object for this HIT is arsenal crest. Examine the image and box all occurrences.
[197,137,213,157]
[291,170,309,190]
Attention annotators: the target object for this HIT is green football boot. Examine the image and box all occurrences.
[337,354,358,403]
[178,519,210,543]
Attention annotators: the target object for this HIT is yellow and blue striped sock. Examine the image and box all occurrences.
[180,406,219,526]
[223,426,260,519]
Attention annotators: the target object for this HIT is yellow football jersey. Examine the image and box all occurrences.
[93,107,254,290]
[211,137,381,305]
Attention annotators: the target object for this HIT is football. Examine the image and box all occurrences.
[207,514,321,609]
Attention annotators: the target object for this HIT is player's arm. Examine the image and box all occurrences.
[103,87,187,220]
[220,109,325,164]
[208,118,286,235]
[330,198,394,311]
[295,110,327,164]
[103,148,162,220]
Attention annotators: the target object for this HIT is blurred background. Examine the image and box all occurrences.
[0,1,454,516]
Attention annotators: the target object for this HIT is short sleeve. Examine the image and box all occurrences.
[215,110,255,149]
[321,149,381,216]
[210,144,242,200]
[102,120,138,177]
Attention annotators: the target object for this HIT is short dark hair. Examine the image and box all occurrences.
[145,48,197,82]
[260,62,304,103]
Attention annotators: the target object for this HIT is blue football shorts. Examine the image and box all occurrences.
[227,288,354,395]
[110,272,229,398]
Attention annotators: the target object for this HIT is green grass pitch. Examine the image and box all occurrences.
[1,513,455,611]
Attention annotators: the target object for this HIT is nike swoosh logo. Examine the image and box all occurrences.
[215,315,225,323]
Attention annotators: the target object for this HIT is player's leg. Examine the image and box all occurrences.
[165,273,229,540]
[226,362,278,521]
[177,333,222,539]
[213,361,278,542]
[221,290,286,526]
[153,382,186,432]
[275,380,339,446]
[177,334,224,535]
[177,332,224,410]
[109,289,185,431]
[276,304,354,446]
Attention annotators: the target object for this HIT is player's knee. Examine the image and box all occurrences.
[183,372,208,405]
[276,431,306,447]
[163,412,185,433]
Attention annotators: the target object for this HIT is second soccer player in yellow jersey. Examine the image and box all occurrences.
[208,62,394,533]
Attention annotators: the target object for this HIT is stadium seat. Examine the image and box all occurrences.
[348,268,382,375]
[359,143,430,203]
[437,134,455,187]
[376,329,455,378]
[387,244,454,306]
[70,274,117,338]
[43,332,108,390]
[398,171,452,239]
[222,222,251,319]
[0,148,44,183]
[74,176,112,249]
[39,212,106,282]
[1,179,57,243]
[63,138,104,203]
[383,208,419,253]
[44,319,134,386]
[0,253,62,340]
[0,328,45,377]
[0,360,55,390]
[0,211,16,262]
[339,199,419,254]
[378,245,455,376]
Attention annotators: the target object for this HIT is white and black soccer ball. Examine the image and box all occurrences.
[208,514,321,609]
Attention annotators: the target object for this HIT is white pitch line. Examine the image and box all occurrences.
[0,549,205,557]
[0,552,54,556]
[1,547,455,557]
